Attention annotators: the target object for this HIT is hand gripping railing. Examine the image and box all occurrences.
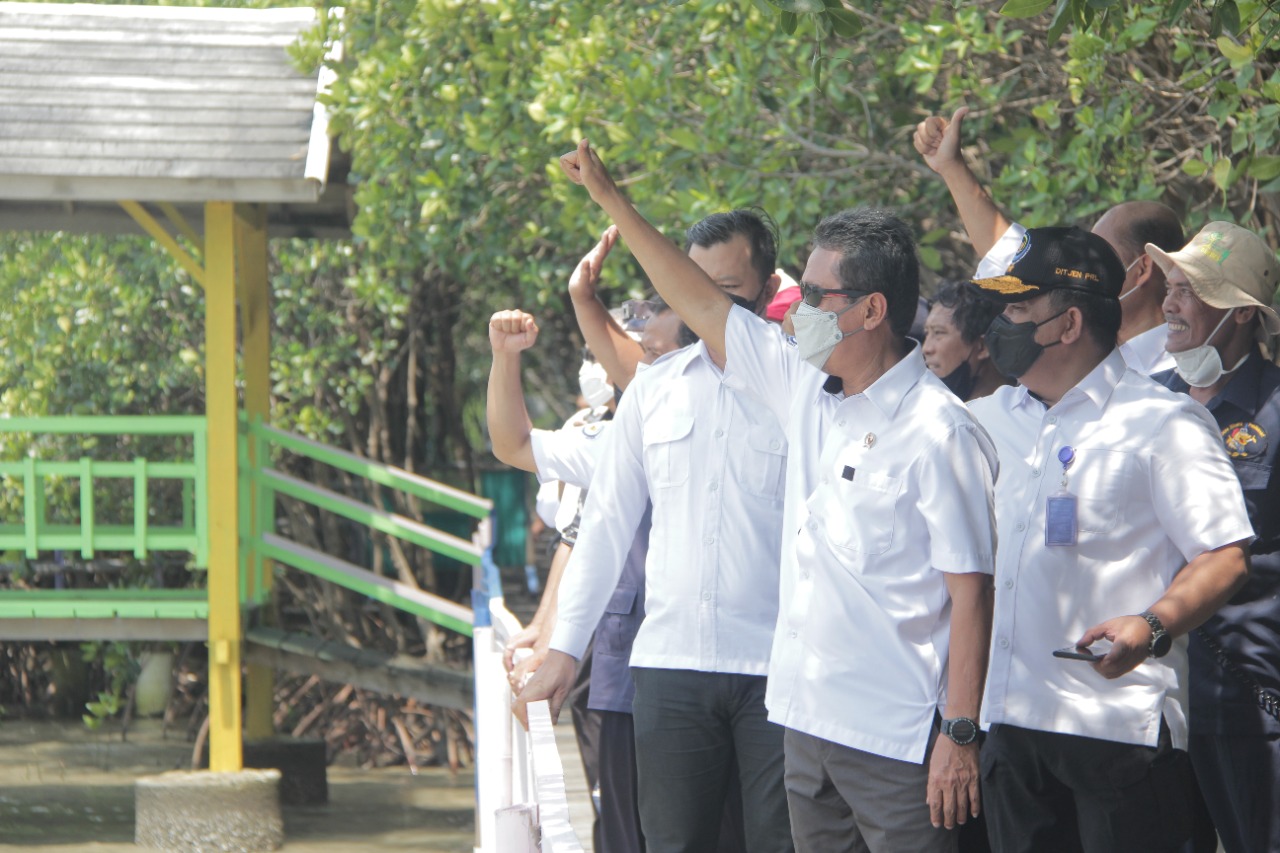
[472,597,584,853]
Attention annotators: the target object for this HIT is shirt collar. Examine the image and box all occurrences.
[822,340,926,419]
[1009,348,1127,415]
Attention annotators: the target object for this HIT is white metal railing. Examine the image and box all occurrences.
[473,597,585,853]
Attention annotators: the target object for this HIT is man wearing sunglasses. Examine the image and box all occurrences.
[555,139,998,852]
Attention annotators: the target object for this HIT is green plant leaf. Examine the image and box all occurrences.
[780,10,798,34]
[1216,36,1253,65]
[1212,156,1233,190]
[1182,159,1209,177]
[767,0,825,12]
[827,7,862,37]
[1248,155,1280,181]
[1047,0,1075,44]
[999,0,1054,17]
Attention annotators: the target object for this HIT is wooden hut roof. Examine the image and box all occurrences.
[0,2,349,237]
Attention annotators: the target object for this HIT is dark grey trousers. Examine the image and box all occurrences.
[783,726,955,853]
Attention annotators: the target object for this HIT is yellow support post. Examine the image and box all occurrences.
[204,201,243,772]
[238,202,276,741]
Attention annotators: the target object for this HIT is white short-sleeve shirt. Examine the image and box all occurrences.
[723,306,998,764]
[550,341,788,676]
[968,350,1254,750]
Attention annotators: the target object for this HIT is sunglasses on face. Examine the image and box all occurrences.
[800,282,871,308]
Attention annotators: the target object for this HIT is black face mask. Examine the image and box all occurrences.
[727,291,762,315]
[984,309,1069,379]
[940,360,975,400]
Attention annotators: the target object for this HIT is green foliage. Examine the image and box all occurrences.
[79,641,138,729]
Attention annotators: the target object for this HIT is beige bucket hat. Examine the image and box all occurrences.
[1146,221,1280,335]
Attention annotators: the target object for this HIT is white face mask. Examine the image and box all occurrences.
[633,360,652,375]
[1117,256,1143,302]
[578,360,614,407]
[1171,310,1248,388]
[791,298,866,371]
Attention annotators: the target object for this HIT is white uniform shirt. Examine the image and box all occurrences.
[969,350,1254,750]
[1118,323,1175,376]
[979,223,1175,375]
[549,341,787,675]
[723,307,998,764]
[531,408,608,534]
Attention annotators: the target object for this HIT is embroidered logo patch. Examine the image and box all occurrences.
[1011,231,1032,265]
[1222,421,1266,458]
[582,422,606,439]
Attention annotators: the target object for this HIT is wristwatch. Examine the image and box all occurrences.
[1139,610,1173,659]
[941,716,980,746]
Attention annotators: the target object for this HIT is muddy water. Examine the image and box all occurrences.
[0,719,474,851]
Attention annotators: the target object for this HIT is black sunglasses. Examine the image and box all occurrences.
[800,282,871,308]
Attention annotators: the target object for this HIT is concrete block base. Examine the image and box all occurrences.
[244,736,328,805]
[135,769,283,852]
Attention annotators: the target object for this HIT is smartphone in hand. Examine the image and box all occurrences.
[1052,640,1111,662]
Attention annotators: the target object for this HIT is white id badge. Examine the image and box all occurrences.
[1045,492,1078,546]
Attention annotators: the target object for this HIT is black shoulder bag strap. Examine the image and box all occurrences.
[1195,627,1280,722]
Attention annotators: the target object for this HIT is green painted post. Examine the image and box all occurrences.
[194,429,209,569]
[237,430,250,604]
[134,458,148,560]
[80,456,95,558]
[23,456,38,558]
[253,422,274,604]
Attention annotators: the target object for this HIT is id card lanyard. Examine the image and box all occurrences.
[1045,446,1077,547]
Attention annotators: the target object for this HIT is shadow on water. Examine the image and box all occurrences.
[0,719,475,852]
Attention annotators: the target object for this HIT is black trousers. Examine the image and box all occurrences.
[982,722,1194,853]
[631,667,792,853]
[569,640,603,852]
[599,710,645,853]
[1190,732,1280,853]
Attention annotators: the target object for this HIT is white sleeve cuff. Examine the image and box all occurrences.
[548,619,594,661]
[975,223,1027,279]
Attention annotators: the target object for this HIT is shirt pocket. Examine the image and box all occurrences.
[733,424,788,500]
[822,469,901,558]
[1071,448,1130,534]
[596,583,641,657]
[643,414,693,489]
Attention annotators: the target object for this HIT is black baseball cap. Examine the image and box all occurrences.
[969,226,1125,303]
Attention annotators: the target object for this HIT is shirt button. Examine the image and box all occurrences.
[1032,468,1041,478]
[789,630,798,639]
[1048,416,1059,425]
[837,419,845,427]
[709,481,719,491]
[770,439,780,449]
[998,637,1010,649]
[704,536,715,545]
[801,571,810,580]
[1015,522,1026,532]
[1004,579,1013,589]
[702,592,712,601]
[715,429,725,438]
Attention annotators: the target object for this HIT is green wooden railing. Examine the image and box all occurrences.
[0,414,490,639]
[0,416,209,626]
[239,418,490,637]
[0,416,208,564]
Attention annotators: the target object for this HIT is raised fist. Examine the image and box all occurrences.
[488,309,539,354]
